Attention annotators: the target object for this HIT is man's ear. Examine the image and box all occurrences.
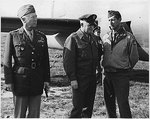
[80,23,83,27]
[119,17,122,22]
[80,20,86,27]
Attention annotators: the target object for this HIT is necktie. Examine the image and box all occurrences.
[28,30,33,41]
[111,31,116,49]
[88,34,91,43]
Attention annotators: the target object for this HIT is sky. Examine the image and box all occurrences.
[0,0,149,19]
[0,0,149,29]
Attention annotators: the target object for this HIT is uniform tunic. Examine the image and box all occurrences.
[4,27,50,96]
[63,29,102,91]
[63,29,102,117]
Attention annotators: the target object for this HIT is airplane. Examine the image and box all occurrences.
[1,0,149,61]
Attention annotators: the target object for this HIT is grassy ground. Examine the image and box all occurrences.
[1,33,149,118]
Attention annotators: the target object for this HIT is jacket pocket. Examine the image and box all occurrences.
[14,43,26,57]
[77,42,89,59]
[78,48,87,58]
[13,74,29,93]
[13,67,29,91]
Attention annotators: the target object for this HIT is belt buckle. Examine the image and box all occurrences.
[31,62,36,69]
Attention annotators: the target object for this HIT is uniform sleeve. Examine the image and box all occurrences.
[63,35,77,81]
[4,32,13,84]
[98,36,103,58]
[43,35,50,83]
[97,36,103,73]
[128,34,139,68]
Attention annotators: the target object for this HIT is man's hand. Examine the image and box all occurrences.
[44,82,50,90]
[44,82,50,97]
[71,80,78,89]
[5,84,13,91]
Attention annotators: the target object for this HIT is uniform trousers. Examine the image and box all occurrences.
[13,94,41,118]
[70,78,96,118]
[104,72,132,118]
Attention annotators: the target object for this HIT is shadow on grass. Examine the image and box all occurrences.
[130,69,149,83]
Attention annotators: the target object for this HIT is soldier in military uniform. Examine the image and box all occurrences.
[63,14,103,118]
[102,10,139,118]
[4,4,50,118]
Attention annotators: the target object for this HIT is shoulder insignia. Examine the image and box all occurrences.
[10,28,19,33]
[36,30,45,36]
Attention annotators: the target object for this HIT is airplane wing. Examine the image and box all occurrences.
[1,17,80,48]
[1,17,148,61]
[1,17,80,34]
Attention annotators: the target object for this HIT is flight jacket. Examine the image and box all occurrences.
[102,26,139,72]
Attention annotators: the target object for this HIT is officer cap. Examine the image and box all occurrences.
[108,10,121,19]
[17,4,35,18]
[79,14,97,25]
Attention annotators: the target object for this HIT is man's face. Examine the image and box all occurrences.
[108,16,121,30]
[22,13,37,29]
[82,21,94,34]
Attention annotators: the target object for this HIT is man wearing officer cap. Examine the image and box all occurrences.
[4,4,50,118]
[102,10,139,118]
[63,14,103,118]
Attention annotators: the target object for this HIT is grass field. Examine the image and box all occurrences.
[1,33,149,118]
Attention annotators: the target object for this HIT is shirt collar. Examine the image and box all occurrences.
[18,27,24,34]
[112,25,126,35]
[23,26,33,35]
[76,29,84,39]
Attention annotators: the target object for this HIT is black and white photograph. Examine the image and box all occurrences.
[0,0,149,118]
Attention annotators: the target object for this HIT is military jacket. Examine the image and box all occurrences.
[63,29,103,83]
[102,26,139,72]
[4,27,50,96]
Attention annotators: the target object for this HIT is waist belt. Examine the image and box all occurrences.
[18,62,40,69]
[31,62,36,69]
[105,68,130,73]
